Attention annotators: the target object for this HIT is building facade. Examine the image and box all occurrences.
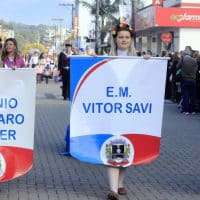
[135,0,200,55]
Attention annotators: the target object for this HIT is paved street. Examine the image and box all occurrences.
[0,80,200,200]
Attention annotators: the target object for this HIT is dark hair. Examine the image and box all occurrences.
[111,23,134,38]
[1,38,19,61]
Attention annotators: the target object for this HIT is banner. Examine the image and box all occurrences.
[70,56,167,167]
[0,68,36,182]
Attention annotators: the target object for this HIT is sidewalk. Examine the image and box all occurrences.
[0,80,200,200]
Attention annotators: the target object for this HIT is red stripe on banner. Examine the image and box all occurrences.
[0,146,33,182]
[123,134,160,165]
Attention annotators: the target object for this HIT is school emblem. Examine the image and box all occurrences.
[100,136,134,167]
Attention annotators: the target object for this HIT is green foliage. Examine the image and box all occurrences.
[22,43,48,55]
[80,0,145,52]
[80,0,120,51]
[0,19,52,52]
[80,0,120,21]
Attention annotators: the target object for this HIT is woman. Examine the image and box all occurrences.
[1,38,25,69]
[110,23,136,57]
[107,23,148,200]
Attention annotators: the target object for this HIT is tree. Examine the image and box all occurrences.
[0,19,52,52]
[80,0,120,51]
[22,43,48,55]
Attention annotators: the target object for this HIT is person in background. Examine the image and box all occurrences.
[43,64,52,84]
[1,38,25,69]
[194,51,200,112]
[58,43,73,100]
[169,52,181,103]
[177,46,198,115]
[107,22,150,200]
[52,66,60,82]
[36,52,46,83]
[29,51,39,68]
[165,53,173,100]
[85,45,96,56]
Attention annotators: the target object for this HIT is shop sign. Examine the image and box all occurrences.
[160,32,173,44]
[155,7,200,27]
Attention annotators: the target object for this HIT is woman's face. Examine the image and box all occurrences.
[116,30,132,51]
[6,40,16,54]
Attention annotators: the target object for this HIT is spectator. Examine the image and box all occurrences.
[169,52,181,102]
[1,38,25,69]
[193,51,200,112]
[58,43,73,100]
[43,64,51,84]
[35,53,46,83]
[29,51,39,68]
[177,47,198,114]
[52,66,60,82]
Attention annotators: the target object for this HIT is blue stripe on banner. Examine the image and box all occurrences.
[70,134,112,164]
[70,56,107,99]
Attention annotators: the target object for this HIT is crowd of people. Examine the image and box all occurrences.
[0,23,200,199]
[164,47,200,115]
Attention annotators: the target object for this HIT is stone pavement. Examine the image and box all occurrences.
[0,80,200,200]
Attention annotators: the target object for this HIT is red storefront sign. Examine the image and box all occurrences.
[160,32,173,44]
[155,7,200,27]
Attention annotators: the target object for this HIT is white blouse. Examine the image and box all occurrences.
[117,49,128,56]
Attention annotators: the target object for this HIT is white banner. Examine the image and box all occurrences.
[70,57,167,167]
[71,58,167,138]
[0,68,36,182]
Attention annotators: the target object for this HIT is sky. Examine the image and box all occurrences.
[0,0,152,26]
[0,0,74,27]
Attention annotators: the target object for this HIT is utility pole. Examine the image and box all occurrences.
[51,18,64,60]
[95,0,100,54]
[59,3,75,45]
